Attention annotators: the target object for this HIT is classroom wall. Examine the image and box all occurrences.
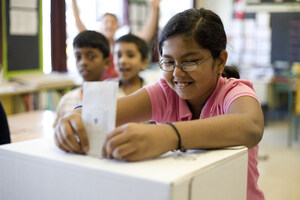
[195,0,233,37]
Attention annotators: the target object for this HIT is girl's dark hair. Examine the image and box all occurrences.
[115,34,149,60]
[159,8,226,59]
[73,30,110,58]
[222,66,240,79]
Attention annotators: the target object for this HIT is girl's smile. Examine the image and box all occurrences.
[173,79,194,88]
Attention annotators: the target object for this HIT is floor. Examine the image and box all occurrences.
[258,119,300,200]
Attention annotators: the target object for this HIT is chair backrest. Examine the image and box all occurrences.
[0,102,11,145]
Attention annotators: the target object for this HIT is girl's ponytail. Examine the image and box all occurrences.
[222,66,240,79]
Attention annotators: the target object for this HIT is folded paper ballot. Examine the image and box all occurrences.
[82,81,118,158]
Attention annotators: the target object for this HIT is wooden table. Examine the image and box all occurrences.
[7,110,56,143]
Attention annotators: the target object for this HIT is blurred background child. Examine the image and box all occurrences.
[54,30,111,126]
[113,34,149,97]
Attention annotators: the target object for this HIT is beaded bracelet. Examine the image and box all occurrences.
[165,122,186,152]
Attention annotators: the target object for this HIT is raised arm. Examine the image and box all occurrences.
[136,0,161,42]
[72,0,87,32]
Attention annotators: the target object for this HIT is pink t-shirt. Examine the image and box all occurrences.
[145,77,265,200]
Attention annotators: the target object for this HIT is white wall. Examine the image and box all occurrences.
[195,0,233,36]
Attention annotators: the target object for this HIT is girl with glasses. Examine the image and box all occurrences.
[55,8,264,200]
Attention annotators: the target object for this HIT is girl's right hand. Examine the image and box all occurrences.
[54,111,89,154]
[102,123,178,162]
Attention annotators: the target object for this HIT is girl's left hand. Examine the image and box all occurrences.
[102,123,175,162]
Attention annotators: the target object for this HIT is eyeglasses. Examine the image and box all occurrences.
[158,56,212,72]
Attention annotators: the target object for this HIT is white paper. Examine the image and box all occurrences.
[10,9,38,35]
[82,81,118,158]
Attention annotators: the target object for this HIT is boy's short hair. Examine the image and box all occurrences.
[115,34,148,60]
[73,30,110,58]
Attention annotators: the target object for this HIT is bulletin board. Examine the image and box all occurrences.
[1,0,43,78]
[271,12,300,63]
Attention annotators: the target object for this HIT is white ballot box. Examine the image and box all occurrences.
[0,139,248,200]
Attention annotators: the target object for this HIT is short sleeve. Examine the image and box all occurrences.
[145,81,167,122]
[223,79,259,113]
[145,79,182,123]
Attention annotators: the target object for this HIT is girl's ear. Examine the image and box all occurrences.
[215,50,228,75]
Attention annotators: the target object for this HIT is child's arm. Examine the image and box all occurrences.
[136,0,161,42]
[55,91,264,161]
[116,88,152,126]
[102,96,264,161]
[72,0,87,32]
[172,96,264,150]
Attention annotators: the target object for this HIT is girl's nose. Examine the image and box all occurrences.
[173,65,185,77]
